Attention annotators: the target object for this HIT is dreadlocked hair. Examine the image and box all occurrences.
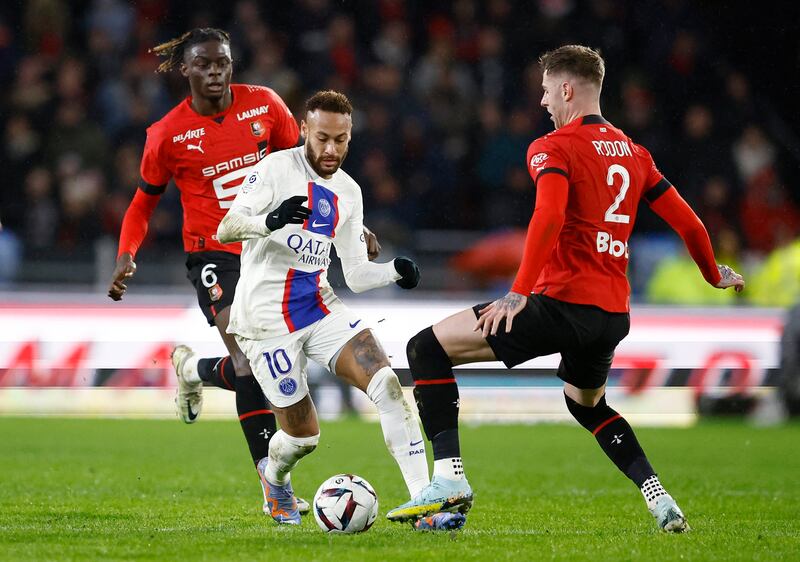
[150,28,231,73]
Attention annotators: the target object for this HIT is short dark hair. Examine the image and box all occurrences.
[305,90,353,115]
[151,28,231,73]
[539,45,605,87]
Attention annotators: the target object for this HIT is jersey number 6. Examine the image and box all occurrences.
[604,164,631,224]
[200,263,218,288]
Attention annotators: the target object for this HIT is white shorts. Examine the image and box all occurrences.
[236,307,368,408]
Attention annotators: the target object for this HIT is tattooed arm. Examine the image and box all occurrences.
[474,291,528,337]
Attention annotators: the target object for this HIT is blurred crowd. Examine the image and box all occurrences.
[0,0,799,303]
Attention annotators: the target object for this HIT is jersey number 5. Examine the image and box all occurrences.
[604,164,631,224]
[212,167,254,209]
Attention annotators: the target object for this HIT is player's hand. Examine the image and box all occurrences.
[475,291,527,337]
[363,225,381,261]
[394,257,420,289]
[108,252,137,301]
[715,264,745,292]
[265,195,312,231]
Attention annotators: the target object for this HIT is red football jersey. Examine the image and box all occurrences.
[140,84,299,254]
[525,115,671,312]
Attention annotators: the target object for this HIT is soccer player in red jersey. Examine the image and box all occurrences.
[387,45,744,532]
[106,28,379,516]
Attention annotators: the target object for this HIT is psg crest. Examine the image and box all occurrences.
[318,198,331,217]
[279,377,298,396]
[250,120,265,137]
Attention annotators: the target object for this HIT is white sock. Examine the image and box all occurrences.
[265,430,319,485]
[433,457,465,481]
[184,354,202,384]
[367,366,430,497]
[640,475,669,509]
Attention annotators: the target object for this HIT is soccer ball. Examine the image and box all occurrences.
[312,474,378,534]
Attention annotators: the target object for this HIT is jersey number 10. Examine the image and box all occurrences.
[263,349,292,379]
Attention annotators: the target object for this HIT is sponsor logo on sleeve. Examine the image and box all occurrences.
[530,152,549,171]
[241,171,260,193]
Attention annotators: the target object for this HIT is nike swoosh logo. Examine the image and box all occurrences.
[410,439,423,446]
[312,220,329,228]
[349,320,362,329]
[186,400,198,421]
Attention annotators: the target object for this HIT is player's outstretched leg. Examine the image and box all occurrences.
[258,429,319,525]
[565,392,689,532]
[387,327,473,522]
[171,345,203,423]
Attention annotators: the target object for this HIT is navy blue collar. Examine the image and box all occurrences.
[582,114,610,125]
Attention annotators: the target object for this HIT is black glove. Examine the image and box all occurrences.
[265,195,312,231]
[394,257,420,289]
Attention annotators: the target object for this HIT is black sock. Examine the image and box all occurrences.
[408,327,460,460]
[431,428,461,459]
[197,356,235,390]
[565,394,655,487]
[235,374,276,465]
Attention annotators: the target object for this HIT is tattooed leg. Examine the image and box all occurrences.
[334,329,391,391]
[271,394,320,437]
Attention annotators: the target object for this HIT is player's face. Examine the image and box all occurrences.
[302,111,352,178]
[541,71,568,128]
[181,41,233,102]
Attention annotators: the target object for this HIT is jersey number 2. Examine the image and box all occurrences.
[604,164,631,224]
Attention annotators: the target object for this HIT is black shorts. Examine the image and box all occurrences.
[185,251,241,326]
[473,294,630,389]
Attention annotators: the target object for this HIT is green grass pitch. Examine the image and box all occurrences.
[1,417,798,561]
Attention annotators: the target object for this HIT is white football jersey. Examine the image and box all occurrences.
[226,146,369,339]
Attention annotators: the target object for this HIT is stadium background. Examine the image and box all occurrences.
[0,1,798,416]
[1,2,799,560]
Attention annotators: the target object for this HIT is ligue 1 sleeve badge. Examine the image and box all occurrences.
[250,120,265,137]
[208,283,224,302]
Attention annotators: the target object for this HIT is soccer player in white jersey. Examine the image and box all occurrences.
[217,90,465,531]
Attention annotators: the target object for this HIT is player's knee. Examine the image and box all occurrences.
[564,392,615,432]
[406,327,452,380]
[366,367,403,407]
[284,431,320,455]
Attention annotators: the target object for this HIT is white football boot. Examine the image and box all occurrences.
[171,345,203,424]
[649,495,690,533]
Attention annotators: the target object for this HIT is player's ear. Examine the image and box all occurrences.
[300,120,308,139]
[179,62,189,78]
[562,80,573,102]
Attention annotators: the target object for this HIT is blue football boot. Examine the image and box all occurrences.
[256,458,301,525]
[414,512,467,532]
